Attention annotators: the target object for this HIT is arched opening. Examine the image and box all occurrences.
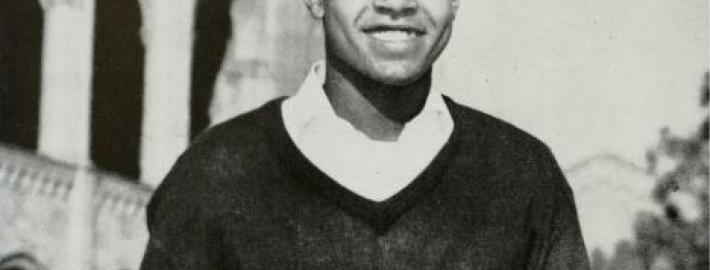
[90,0,145,179]
[190,0,233,139]
[0,0,44,151]
[0,252,44,270]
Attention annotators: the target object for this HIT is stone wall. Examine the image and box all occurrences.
[0,145,73,270]
[0,145,152,270]
[92,173,151,270]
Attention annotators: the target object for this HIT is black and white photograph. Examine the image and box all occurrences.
[0,0,707,269]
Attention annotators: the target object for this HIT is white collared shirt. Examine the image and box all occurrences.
[282,62,454,202]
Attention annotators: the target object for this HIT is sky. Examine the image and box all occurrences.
[436,0,708,168]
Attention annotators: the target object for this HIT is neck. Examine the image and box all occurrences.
[323,57,432,141]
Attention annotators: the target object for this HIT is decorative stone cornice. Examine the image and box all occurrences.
[94,173,152,217]
[0,144,75,201]
[0,144,153,212]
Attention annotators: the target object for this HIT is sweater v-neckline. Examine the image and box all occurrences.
[266,97,463,233]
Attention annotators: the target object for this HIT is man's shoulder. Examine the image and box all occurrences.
[444,96,549,154]
[192,97,285,150]
[444,96,566,197]
[148,98,287,218]
[161,98,285,186]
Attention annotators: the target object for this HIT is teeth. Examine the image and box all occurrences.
[370,30,416,41]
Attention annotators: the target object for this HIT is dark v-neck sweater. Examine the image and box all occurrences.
[139,97,590,270]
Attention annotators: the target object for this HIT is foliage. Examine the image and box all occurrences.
[633,72,709,270]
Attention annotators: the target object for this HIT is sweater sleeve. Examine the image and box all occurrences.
[528,146,591,270]
[139,152,227,270]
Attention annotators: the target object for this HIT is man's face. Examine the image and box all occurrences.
[309,0,459,86]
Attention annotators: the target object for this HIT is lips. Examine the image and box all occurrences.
[361,24,426,42]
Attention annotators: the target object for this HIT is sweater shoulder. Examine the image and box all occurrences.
[190,97,285,152]
[175,97,286,178]
[148,98,285,216]
[445,97,550,154]
[445,96,567,198]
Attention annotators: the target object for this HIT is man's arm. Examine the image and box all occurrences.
[528,146,591,270]
[538,179,590,270]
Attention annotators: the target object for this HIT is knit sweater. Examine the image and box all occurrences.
[139,97,591,270]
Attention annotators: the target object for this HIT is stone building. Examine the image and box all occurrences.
[1,0,321,269]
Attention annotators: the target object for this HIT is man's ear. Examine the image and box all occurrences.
[304,0,325,19]
[451,0,460,17]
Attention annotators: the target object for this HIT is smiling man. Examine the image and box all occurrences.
[139,0,591,269]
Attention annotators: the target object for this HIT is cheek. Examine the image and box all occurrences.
[324,0,362,27]
[323,17,353,53]
[418,2,457,47]
[421,0,458,19]
[323,7,362,48]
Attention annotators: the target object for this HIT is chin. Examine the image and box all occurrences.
[369,62,426,86]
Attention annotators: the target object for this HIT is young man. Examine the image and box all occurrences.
[140,0,591,269]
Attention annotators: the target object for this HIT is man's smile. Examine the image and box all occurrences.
[362,23,425,42]
[369,30,418,42]
[361,23,427,54]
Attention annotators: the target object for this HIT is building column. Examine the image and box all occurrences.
[139,0,197,187]
[38,0,94,165]
[37,1,96,270]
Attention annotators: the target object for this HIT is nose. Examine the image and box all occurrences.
[373,0,419,16]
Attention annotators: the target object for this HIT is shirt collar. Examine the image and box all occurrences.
[286,61,336,125]
[283,61,452,139]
